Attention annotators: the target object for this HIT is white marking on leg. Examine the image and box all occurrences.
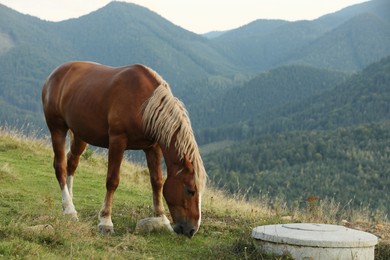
[62,185,77,217]
[66,175,74,198]
[98,206,114,233]
[98,215,113,228]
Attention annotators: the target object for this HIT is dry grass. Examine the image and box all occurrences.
[0,128,389,259]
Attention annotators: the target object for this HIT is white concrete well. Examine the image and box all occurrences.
[252,223,378,260]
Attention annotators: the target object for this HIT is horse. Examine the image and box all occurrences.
[42,61,207,238]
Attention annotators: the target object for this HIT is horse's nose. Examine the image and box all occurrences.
[173,224,197,238]
[173,223,184,235]
[188,228,196,238]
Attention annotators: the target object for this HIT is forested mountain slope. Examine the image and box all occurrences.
[211,0,390,72]
[1,0,390,131]
[204,122,390,214]
[316,0,390,28]
[292,13,390,71]
[1,0,389,218]
[212,20,328,71]
[52,2,236,85]
[0,2,236,129]
[197,56,390,143]
[192,65,347,131]
[202,57,390,214]
[0,5,68,129]
[262,56,390,133]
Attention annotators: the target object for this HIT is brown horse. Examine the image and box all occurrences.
[42,61,206,238]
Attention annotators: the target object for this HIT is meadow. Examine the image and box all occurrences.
[0,129,389,259]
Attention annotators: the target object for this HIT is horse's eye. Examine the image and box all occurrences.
[186,189,196,197]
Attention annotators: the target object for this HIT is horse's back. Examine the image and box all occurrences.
[43,61,158,99]
[42,61,161,148]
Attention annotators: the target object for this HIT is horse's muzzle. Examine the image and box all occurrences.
[173,223,197,238]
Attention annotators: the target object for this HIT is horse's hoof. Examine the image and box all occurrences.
[98,224,114,234]
[64,212,79,221]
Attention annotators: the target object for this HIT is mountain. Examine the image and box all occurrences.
[203,57,390,214]
[211,19,328,71]
[52,2,236,83]
[197,56,390,143]
[204,122,390,214]
[0,5,66,129]
[316,0,390,28]
[1,0,390,216]
[192,65,347,131]
[210,0,390,72]
[0,2,237,129]
[1,0,390,131]
[291,13,390,71]
[262,56,390,133]
[202,30,227,39]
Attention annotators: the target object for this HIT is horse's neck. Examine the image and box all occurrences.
[161,139,182,177]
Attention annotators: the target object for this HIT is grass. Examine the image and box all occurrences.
[0,129,389,259]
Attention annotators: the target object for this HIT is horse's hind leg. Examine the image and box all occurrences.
[66,131,87,198]
[144,144,164,216]
[50,128,78,219]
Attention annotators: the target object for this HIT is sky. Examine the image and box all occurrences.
[0,0,369,34]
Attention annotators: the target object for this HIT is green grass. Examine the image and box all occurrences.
[0,130,388,259]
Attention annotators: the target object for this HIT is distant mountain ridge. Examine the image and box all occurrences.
[0,0,389,130]
[210,0,390,72]
[192,65,347,130]
[292,13,390,70]
[196,56,390,143]
[265,56,390,132]
[51,2,237,84]
[316,0,390,28]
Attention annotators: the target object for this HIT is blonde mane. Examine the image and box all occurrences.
[142,68,206,192]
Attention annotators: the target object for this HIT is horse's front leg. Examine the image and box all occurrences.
[98,136,126,234]
[144,144,164,216]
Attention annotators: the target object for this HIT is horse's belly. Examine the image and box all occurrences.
[66,114,151,150]
[70,125,110,148]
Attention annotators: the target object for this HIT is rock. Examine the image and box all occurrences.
[135,215,173,234]
[25,224,55,236]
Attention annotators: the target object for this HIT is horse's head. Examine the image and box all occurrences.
[163,156,201,238]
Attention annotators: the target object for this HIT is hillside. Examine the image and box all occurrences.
[1,1,390,233]
[212,19,328,71]
[196,56,390,143]
[1,0,390,131]
[292,13,390,71]
[202,57,390,215]
[0,4,69,129]
[52,2,236,83]
[211,0,390,72]
[262,56,390,133]
[316,0,390,28]
[192,65,347,132]
[204,122,390,214]
[1,130,389,259]
[0,130,267,258]
[0,2,237,130]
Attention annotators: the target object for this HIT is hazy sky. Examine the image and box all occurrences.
[1,0,369,34]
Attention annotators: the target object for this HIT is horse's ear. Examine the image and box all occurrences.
[183,155,194,175]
